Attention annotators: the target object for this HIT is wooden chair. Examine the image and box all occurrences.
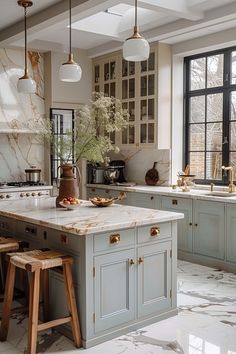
[0,249,81,354]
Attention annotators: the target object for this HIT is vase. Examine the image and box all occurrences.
[56,164,81,207]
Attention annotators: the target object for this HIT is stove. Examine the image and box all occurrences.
[0,181,52,200]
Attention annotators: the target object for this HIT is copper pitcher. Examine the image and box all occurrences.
[56,164,81,207]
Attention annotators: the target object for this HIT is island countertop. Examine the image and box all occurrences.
[0,197,184,236]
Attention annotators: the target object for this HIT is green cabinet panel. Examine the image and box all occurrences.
[193,200,225,260]
[129,192,161,209]
[161,196,193,252]
[226,204,236,263]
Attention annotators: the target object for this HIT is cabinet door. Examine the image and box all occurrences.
[137,241,172,318]
[94,249,135,333]
[161,196,193,252]
[130,192,160,209]
[193,200,225,260]
[226,204,236,263]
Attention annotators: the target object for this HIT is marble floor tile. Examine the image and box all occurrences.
[1,260,236,353]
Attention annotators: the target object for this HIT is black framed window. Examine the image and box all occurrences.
[184,46,236,184]
[50,108,75,182]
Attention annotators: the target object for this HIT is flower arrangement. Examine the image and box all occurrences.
[28,92,129,164]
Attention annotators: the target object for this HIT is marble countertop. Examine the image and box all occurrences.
[87,184,236,203]
[0,197,183,236]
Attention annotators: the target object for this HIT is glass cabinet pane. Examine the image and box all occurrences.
[141,76,147,96]
[104,83,109,96]
[129,102,135,121]
[148,123,154,143]
[122,59,128,77]
[110,82,115,97]
[141,124,147,143]
[94,65,99,83]
[141,60,147,73]
[148,75,154,95]
[129,62,135,75]
[122,80,128,99]
[110,61,116,80]
[129,125,135,144]
[141,100,147,120]
[148,99,154,120]
[129,79,135,98]
[95,85,100,92]
[104,63,109,81]
[122,128,128,144]
[148,52,155,71]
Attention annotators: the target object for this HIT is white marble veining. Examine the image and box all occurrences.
[0,48,45,182]
[1,260,236,354]
[0,197,183,235]
[87,183,236,203]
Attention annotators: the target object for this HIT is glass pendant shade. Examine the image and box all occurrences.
[123,35,150,62]
[59,56,82,82]
[17,73,36,94]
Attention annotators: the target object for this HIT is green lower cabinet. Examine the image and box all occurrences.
[137,241,172,318]
[193,200,225,260]
[161,196,193,252]
[94,249,136,333]
[129,192,161,209]
[226,204,236,263]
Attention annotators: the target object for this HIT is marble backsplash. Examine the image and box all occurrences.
[109,148,171,185]
[0,48,45,182]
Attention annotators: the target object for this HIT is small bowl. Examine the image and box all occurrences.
[89,197,115,207]
[59,201,80,210]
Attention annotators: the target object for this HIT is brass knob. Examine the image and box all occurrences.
[150,196,154,200]
[110,234,120,244]
[138,257,144,264]
[150,226,160,237]
[189,222,192,226]
[129,259,135,265]
[195,223,198,227]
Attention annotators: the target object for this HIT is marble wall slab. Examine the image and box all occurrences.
[0,48,45,182]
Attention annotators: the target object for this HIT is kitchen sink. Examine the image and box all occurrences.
[205,191,236,197]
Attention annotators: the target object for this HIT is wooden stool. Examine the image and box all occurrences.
[0,249,81,354]
[0,236,28,293]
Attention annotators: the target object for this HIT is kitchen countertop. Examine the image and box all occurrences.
[87,184,236,203]
[0,197,183,236]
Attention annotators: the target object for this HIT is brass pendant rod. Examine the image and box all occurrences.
[69,0,72,56]
[24,6,28,74]
[135,0,137,28]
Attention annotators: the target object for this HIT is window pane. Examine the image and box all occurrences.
[148,52,155,71]
[94,65,99,83]
[141,60,147,73]
[129,79,135,98]
[206,152,222,180]
[129,125,135,144]
[110,82,115,97]
[122,80,128,99]
[148,123,154,143]
[189,152,205,179]
[190,57,205,90]
[230,122,236,150]
[207,54,223,88]
[122,127,128,144]
[148,75,155,95]
[230,91,236,121]
[104,63,109,81]
[104,83,109,96]
[141,76,147,96]
[141,124,147,143]
[190,96,205,123]
[231,51,236,84]
[122,60,128,77]
[129,102,135,121]
[129,62,135,75]
[206,123,222,151]
[189,124,205,151]
[141,100,147,120]
[148,99,154,120]
[110,61,116,80]
[230,152,236,168]
[207,93,223,122]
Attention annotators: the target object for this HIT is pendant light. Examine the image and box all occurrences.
[17,0,36,94]
[59,0,82,82]
[123,0,150,62]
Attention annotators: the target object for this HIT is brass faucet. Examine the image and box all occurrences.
[222,166,235,193]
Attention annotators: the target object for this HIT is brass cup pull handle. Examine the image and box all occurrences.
[129,259,135,265]
[110,234,120,244]
[138,257,144,264]
[150,227,160,237]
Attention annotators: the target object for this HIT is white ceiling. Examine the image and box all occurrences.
[1,0,236,57]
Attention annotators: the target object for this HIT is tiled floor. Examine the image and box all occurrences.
[1,260,236,353]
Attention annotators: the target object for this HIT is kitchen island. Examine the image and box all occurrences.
[0,197,183,348]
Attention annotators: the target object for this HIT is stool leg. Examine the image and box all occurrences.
[63,263,81,348]
[41,269,49,322]
[28,269,40,354]
[0,262,16,341]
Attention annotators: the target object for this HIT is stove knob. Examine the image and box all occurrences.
[31,192,36,196]
[6,194,11,199]
[26,193,30,197]
[38,192,42,196]
[20,193,25,198]
[0,195,4,199]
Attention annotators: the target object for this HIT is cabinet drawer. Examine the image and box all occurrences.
[137,222,172,244]
[93,228,135,253]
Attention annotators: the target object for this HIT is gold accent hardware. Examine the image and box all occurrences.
[93,313,95,323]
[222,165,235,193]
[60,234,68,244]
[189,222,192,226]
[195,223,198,227]
[172,199,178,205]
[150,227,160,237]
[150,196,154,200]
[93,267,95,277]
[129,259,135,265]
[138,257,144,264]
[110,234,120,244]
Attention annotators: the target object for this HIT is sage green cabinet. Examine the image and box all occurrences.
[193,200,225,260]
[128,192,161,209]
[161,196,193,253]
[226,204,236,263]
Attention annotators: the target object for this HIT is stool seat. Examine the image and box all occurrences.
[9,249,70,271]
[0,237,21,252]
